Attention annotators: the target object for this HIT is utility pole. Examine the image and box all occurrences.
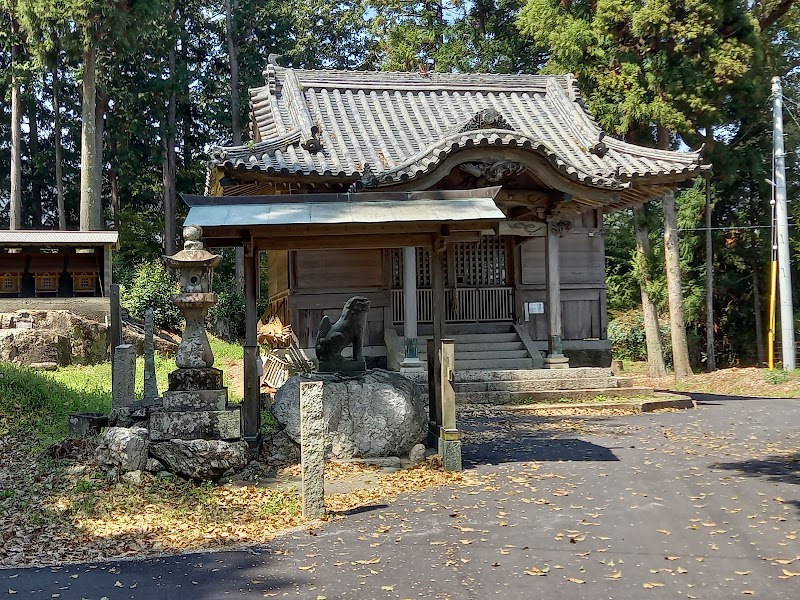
[772,76,795,371]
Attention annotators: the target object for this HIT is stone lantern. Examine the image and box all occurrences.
[147,225,247,481]
[163,225,222,369]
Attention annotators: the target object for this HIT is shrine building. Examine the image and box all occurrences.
[194,64,706,375]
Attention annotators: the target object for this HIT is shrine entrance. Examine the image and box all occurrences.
[390,235,513,324]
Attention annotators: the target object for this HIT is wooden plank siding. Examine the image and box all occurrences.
[518,210,606,341]
[289,249,388,348]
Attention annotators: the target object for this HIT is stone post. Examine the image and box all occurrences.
[143,307,159,401]
[300,380,326,519]
[112,344,136,410]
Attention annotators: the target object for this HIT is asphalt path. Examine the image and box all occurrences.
[4,394,800,599]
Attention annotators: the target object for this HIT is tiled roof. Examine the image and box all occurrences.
[209,66,707,205]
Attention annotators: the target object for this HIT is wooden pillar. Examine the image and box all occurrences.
[544,222,569,369]
[401,246,423,372]
[428,240,446,445]
[243,244,261,449]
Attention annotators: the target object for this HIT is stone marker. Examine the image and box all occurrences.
[143,308,159,401]
[300,381,325,519]
[112,344,136,410]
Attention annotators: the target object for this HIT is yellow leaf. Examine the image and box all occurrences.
[524,567,549,576]
[666,556,680,561]
[459,539,475,545]
[351,557,381,565]
[742,591,755,595]
[677,567,688,574]
[565,577,585,584]
[381,586,394,591]
[657,529,671,535]
[735,571,752,576]
[782,569,800,577]
[298,565,315,571]
[643,582,665,589]
[606,570,622,580]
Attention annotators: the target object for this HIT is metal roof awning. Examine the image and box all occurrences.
[0,230,120,247]
[181,188,506,250]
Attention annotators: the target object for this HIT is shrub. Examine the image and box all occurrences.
[207,274,246,340]
[122,260,182,331]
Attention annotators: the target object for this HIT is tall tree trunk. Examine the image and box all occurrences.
[52,61,66,230]
[163,37,178,257]
[704,175,716,371]
[224,0,245,291]
[9,17,22,230]
[109,136,121,232]
[662,190,693,378]
[28,91,43,228]
[753,261,766,366]
[79,42,99,230]
[634,204,667,377]
[658,127,692,378]
[94,89,108,229]
[224,0,241,145]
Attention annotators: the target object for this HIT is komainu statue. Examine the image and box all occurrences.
[315,296,370,372]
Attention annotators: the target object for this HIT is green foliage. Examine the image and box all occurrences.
[763,369,788,385]
[121,260,182,331]
[257,489,301,517]
[207,273,246,340]
[608,309,672,366]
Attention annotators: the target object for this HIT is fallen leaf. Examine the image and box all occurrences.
[381,586,394,591]
[565,577,585,584]
[524,567,550,576]
[735,571,752,576]
[643,582,665,589]
[781,569,800,577]
[657,529,671,535]
[606,570,622,580]
[114,581,123,588]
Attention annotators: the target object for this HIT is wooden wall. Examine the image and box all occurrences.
[517,210,607,341]
[288,249,389,348]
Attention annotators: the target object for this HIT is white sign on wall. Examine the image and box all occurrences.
[523,301,545,321]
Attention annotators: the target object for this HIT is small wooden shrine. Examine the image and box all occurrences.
[0,230,118,318]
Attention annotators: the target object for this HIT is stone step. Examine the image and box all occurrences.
[457,349,530,360]
[453,367,614,382]
[422,341,525,353]
[456,376,621,393]
[149,408,241,442]
[162,389,229,411]
[425,333,520,345]
[168,367,223,392]
[455,358,534,370]
[421,386,654,405]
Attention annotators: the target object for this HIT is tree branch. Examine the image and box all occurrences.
[758,0,798,31]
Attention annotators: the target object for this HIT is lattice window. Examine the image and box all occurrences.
[390,238,509,289]
[3,277,13,289]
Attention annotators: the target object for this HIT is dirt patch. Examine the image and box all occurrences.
[627,364,800,398]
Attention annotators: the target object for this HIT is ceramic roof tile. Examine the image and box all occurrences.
[211,66,707,205]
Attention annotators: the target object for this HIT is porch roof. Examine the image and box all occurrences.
[208,65,708,209]
[182,188,504,249]
[0,230,119,247]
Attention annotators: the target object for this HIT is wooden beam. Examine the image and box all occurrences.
[242,248,261,449]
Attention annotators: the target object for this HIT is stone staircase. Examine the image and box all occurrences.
[413,367,652,405]
[417,323,535,371]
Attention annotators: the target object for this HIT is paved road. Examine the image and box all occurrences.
[4,395,800,599]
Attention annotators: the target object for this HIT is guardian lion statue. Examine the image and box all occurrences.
[315,296,370,372]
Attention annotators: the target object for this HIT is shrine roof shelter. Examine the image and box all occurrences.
[207,65,708,211]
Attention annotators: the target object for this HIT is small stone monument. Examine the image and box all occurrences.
[148,225,247,479]
[112,344,136,410]
[315,296,370,373]
[142,308,159,402]
[300,381,325,518]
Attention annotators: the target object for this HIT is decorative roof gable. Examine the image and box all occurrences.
[209,66,707,208]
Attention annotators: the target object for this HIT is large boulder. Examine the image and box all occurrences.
[272,370,426,459]
[95,427,150,473]
[150,439,249,480]
[0,310,109,365]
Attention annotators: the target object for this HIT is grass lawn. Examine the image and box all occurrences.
[0,336,243,447]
